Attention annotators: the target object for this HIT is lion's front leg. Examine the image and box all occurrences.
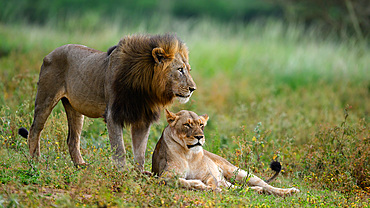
[131,122,151,173]
[179,178,219,191]
[106,113,126,169]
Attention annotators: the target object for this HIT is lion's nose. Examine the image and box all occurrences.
[194,135,203,140]
[189,87,196,92]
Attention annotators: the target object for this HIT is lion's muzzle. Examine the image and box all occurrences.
[187,135,204,149]
[176,92,194,104]
[187,142,202,149]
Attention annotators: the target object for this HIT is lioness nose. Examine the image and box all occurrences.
[194,135,203,140]
[189,87,196,92]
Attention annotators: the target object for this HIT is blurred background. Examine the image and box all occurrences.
[1,0,369,39]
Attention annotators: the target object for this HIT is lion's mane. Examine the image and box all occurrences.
[109,34,188,127]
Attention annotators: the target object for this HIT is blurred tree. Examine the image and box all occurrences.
[171,0,282,21]
[0,0,368,38]
[277,0,369,39]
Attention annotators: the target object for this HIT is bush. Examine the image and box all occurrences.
[301,106,369,194]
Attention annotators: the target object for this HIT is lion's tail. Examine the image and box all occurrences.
[18,127,29,139]
[265,160,282,184]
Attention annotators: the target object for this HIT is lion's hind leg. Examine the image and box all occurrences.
[247,175,300,196]
[29,103,53,158]
[230,169,299,196]
[62,98,85,166]
[28,79,62,157]
[28,95,62,157]
[204,151,299,196]
[28,60,66,159]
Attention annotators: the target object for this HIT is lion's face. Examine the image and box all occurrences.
[165,53,196,104]
[165,109,208,152]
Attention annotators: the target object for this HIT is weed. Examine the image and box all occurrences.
[301,105,370,195]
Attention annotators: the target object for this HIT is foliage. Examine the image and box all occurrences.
[277,0,369,39]
[1,0,369,38]
[301,106,370,194]
[0,0,280,25]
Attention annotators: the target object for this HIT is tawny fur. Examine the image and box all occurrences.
[20,34,196,171]
[152,109,300,196]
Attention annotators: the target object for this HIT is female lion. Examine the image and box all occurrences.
[152,109,300,196]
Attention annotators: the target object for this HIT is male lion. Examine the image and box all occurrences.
[152,110,300,196]
[19,34,196,171]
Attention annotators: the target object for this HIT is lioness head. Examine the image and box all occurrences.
[165,109,209,152]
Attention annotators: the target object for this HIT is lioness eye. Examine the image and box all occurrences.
[184,123,191,128]
[178,68,184,74]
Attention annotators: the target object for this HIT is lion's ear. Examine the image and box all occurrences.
[152,47,166,64]
[165,109,178,125]
[200,114,209,126]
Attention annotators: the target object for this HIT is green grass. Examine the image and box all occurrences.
[0,17,369,207]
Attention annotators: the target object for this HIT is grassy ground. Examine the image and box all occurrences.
[0,18,369,207]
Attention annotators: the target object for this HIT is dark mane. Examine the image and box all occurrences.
[109,34,188,127]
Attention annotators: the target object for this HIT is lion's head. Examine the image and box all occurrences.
[165,109,209,153]
[109,34,196,126]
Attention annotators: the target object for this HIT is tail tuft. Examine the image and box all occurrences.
[18,127,29,138]
[270,160,282,173]
[265,160,282,183]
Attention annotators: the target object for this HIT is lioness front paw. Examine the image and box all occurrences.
[250,186,264,194]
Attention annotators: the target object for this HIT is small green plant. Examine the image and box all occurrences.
[232,122,280,178]
[301,106,369,194]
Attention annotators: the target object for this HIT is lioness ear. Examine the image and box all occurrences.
[152,47,166,64]
[165,109,178,125]
[200,114,209,126]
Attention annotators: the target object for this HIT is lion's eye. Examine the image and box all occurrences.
[184,123,191,128]
[200,124,204,129]
[178,68,184,74]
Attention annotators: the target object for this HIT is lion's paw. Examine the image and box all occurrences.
[141,171,153,176]
[278,187,300,196]
[250,186,264,194]
[289,187,300,194]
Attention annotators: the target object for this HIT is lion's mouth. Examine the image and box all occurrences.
[176,93,192,104]
[187,142,202,149]
[176,94,190,98]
